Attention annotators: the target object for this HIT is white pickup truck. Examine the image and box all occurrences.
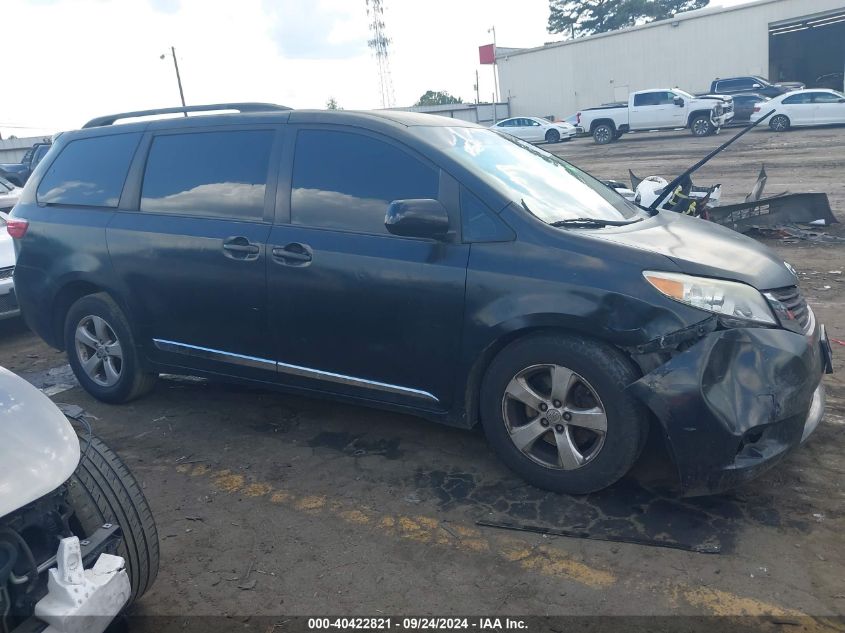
[577,89,734,144]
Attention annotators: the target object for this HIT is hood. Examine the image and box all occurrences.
[590,211,797,290]
[0,188,21,214]
[0,366,80,519]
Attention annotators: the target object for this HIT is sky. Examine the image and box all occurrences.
[2,0,757,138]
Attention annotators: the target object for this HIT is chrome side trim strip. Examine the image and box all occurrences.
[153,339,277,371]
[275,360,439,403]
[152,338,440,403]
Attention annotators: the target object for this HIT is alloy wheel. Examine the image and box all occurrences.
[501,364,607,470]
[594,126,611,144]
[75,315,123,387]
[693,118,711,136]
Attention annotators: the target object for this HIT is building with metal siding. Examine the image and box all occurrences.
[497,0,845,120]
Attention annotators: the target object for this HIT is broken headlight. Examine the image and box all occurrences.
[643,271,776,325]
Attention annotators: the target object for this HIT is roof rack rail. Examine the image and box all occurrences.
[82,102,292,128]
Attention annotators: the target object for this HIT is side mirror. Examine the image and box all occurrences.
[752,83,762,89]
[385,199,450,240]
[673,96,685,106]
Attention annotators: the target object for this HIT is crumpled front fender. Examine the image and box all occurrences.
[628,326,824,495]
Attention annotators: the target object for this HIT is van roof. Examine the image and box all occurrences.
[81,103,479,133]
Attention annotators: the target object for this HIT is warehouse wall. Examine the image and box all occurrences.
[498,0,845,120]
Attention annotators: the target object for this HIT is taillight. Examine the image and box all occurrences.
[576,112,581,125]
[6,219,29,239]
[753,106,761,113]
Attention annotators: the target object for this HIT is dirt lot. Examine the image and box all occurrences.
[3,126,845,628]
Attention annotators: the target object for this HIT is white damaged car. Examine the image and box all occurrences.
[0,367,158,633]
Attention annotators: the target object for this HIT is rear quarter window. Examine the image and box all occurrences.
[37,133,141,207]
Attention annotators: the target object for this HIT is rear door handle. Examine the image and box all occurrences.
[272,243,313,265]
[222,236,260,260]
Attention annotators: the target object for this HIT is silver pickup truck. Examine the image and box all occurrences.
[577,88,734,144]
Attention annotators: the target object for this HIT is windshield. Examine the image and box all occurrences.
[417,126,640,223]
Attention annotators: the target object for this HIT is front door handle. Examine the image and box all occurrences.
[223,236,260,260]
[272,243,313,265]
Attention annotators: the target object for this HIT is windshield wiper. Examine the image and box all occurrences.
[550,217,643,228]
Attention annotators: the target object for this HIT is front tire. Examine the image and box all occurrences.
[67,433,159,607]
[545,129,561,143]
[65,293,157,403]
[480,333,649,494]
[770,115,790,132]
[690,115,714,137]
[592,124,615,145]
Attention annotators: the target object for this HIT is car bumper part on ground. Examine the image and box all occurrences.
[31,535,130,633]
[628,323,828,496]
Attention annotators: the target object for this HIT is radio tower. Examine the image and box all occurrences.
[366,0,395,108]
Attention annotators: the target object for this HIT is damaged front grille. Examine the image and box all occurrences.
[765,286,811,333]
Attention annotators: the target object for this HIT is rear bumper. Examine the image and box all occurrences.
[628,324,827,496]
[13,264,58,345]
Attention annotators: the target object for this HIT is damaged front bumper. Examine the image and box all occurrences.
[628,318,829,496]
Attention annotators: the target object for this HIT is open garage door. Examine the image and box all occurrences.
[770,8,845,91]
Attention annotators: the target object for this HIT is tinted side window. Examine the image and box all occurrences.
[37,133,141,207]
[32,144,51,167]
[813,92,841,103]
[633,93,653,106]
[783,93,811,104]
[291,130,439,235]
[141,130,274,220]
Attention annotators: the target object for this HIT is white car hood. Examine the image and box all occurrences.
[0,366,80,518]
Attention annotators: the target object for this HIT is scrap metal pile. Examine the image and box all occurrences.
[603,111,839,236]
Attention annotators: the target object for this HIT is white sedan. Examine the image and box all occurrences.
[751,89,845,131]
[491,117,577,144]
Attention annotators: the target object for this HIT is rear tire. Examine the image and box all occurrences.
[545,129,561,143]
[480,333,649,495]
[64,293,157,404]
[67,433,159,606]
[770,115,790,132]
[592,124,615,145]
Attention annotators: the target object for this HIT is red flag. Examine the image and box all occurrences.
[479,44,495,65]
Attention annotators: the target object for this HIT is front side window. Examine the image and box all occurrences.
[141,130,274,220]
[418,126,640,224]
[291,129,439,235]
[37,133,141,207]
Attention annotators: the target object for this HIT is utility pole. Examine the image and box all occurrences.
[475,70,480,104]
[488,26,500,103]
[161,46,187,115]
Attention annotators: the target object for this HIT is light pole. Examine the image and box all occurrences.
[488,26,500,103]
[160,46,187,115]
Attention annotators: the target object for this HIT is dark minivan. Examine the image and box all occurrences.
[10,103,831,496]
